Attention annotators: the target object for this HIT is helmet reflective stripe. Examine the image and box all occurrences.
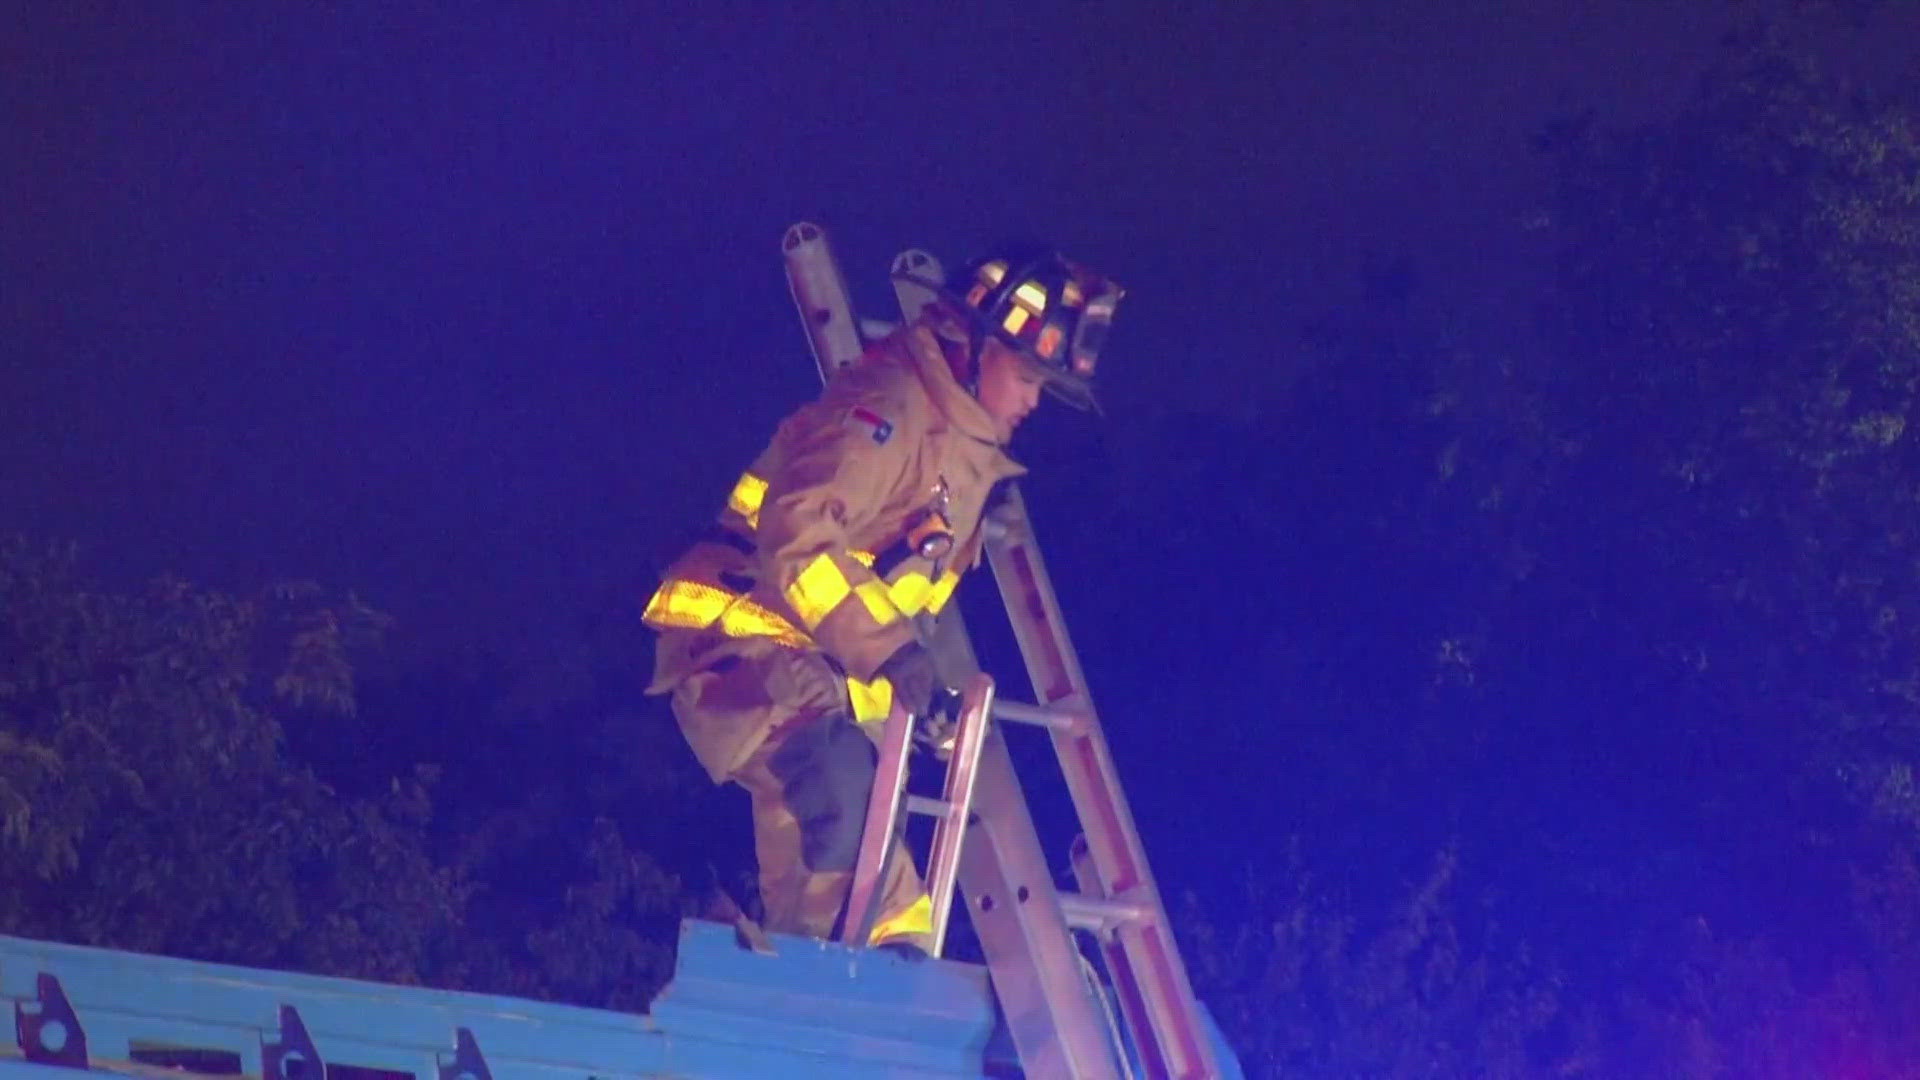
[1013,280,1048,314]
[1070,294,1117,377]
[1035,323,1064,359]
[891,241,1122,412]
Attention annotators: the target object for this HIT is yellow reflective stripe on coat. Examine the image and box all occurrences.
[642,579,733,630]
[887,571,934,615]
[642,579,811,650]
[868,892,934,945]
[845,675,893,723]
[716,475,910,596]
[786,553,900,630]
[853,579,901,624]
[727,472,768,528]
[719,602,813,649]
[925,570,960,615]
[784,553,852,628]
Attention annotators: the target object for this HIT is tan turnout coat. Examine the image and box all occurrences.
[644,319,1024,780]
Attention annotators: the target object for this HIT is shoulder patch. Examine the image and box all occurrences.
[847,406,894,445]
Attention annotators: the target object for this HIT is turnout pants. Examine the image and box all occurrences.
[669,645,929,946]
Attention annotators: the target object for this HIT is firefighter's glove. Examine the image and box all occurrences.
[877,641,942,721]
[914,685,964,757]
[877,642,959,755]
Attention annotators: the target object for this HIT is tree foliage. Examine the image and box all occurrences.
[1184,844,1563,1079]
[1178,18,1920,1076]
[0,538,458,979]
[1534,30,1920,813]
[0,538,702,1002]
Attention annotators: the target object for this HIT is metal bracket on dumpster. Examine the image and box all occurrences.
[438,1028,494,1080]
[263,1005,325,1080]
[15,973,88,1069]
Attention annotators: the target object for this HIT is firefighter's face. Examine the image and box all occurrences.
[975,340,1046,442]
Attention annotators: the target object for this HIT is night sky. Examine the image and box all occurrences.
[12,2,1903,656]
[7,1,1920,977]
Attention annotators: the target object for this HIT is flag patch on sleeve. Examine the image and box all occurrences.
[848,406,893,445]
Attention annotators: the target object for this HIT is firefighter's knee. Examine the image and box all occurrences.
[768,715,876,872]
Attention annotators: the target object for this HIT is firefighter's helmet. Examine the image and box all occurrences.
[900,243,1124,412]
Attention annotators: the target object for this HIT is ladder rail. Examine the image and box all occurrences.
[924,674,995,956]
[841,700,916,948]
[983,487,1222,1079]
[957,726,1126,1079]
[932,599,1130,1078]
[781,222,866,381]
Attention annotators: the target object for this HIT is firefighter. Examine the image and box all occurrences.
[642,243,1123,953]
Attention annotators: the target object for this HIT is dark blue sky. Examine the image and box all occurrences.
[5,1,1912,674]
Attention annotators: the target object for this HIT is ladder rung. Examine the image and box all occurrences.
[904,794,955,818]
[991,699,1085,733]
[1057,891,1150,933]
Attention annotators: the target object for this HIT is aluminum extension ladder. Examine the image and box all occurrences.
[780,223,1223,1080]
